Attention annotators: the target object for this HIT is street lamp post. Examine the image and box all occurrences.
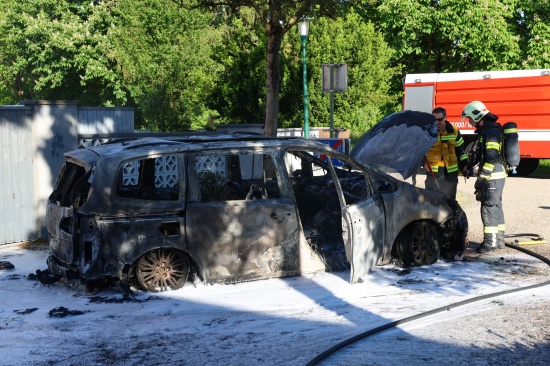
[298,19,310,138]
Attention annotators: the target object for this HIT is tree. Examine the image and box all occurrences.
[207,8,268,125]
[206,8,398,134]
[354,0,546,107]
[109,0,223,131]
[180,0,344,136]
[0,0,127,105]
[358,0,523,76]
[0,0,224,131]
[0,0,15,104]
[297,10,399,133]
[514,0,550,68]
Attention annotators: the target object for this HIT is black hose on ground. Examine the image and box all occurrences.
[504,233,543,238]
[306,238,550,366]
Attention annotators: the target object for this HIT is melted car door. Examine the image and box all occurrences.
[185,152,301,283]
[284,150,385,284]
[332,160,385,284]
[102,154,186,268]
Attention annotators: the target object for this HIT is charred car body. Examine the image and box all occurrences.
[46,111,467,292]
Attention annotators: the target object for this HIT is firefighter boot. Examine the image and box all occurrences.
[497,231,506,249]
[477,242,497,253]
[477,231,498,253]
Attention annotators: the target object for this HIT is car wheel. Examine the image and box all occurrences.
[410,221,441,266]
[136,248,190,292]
[400,221,441,266]
[440,199,469,260]
[515,158,539,176]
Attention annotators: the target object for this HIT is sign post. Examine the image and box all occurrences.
[322,64,348,138]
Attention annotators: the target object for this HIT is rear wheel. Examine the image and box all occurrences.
[136,248,190,292]
[515,158,539,176]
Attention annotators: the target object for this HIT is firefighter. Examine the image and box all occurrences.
[424,107,468,200]
[461,101,506,252]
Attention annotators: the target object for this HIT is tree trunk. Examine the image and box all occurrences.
[16,72,24,98]
[264,24,283,137]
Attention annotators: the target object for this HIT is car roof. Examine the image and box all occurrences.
[65,132,404,183]
[67,133,345,160]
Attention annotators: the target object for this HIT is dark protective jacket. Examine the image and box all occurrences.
[476,119,507,181]
[473,115,507,249]
[426,121,468,174]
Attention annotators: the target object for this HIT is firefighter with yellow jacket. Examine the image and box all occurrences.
[461,101,507,253]
[424,107,468,200]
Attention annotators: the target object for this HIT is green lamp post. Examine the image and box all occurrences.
[298,19,310,138]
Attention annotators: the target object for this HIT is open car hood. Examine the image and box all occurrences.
[350,110,438,180]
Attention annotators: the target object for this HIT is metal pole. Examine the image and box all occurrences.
[301,35,310,138]
[329,65,334,138]
[330,92,334,138]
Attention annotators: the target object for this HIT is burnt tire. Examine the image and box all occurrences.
[135,248,190,292]
[398,221,441,267]
[442,199,469,260]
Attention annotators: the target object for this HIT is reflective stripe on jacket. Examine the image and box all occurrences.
[426,122,467,173]
[478,121,507,180]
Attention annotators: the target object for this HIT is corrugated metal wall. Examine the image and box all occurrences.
[0,107,36,244]
[78,107,135,148]
[78,107,134,134]
[1,104,135,245]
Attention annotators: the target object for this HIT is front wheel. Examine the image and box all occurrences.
[397,221,441,267]
[135,248,190,292]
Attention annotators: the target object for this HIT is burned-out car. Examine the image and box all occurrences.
[47,111,467,292]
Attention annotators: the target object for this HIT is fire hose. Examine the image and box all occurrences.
[306,236,549,366]
[424,156,441,190]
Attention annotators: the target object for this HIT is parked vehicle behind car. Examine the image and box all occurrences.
[46,113,467,292]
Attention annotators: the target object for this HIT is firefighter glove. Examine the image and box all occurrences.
[474,178,487,202]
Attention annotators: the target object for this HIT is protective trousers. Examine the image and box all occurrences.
[425,170,459,200]
[481,178,506,248]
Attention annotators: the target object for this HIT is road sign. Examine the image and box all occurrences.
[314,138,349,166]
[322,64,348,93]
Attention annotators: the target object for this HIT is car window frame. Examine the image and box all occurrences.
[114,152,184,202]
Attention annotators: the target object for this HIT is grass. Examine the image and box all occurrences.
[535,159,550,176]
[349,130,363,150]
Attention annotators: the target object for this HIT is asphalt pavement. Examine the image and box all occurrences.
[455,173,550,258]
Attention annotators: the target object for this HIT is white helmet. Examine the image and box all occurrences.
[461,101,489,123]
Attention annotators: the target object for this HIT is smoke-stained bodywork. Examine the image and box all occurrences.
[46,126,467,292]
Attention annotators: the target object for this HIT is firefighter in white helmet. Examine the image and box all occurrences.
[461,101,506,252]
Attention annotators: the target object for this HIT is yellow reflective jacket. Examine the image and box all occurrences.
[426,122,468,174]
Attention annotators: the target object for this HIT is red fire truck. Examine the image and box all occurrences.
[403,69,550,175]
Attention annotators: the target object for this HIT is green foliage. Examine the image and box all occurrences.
[110,0,223,131]
[197,171,231,201]
[192,0,349,136]
[0,0,222,131]
[0,86,14,105]
[208,9,398,133]
[515,1,550,68]
[280,10,399,133]
[535,159,550,176]
[354,0,550,107]
[0,0,127,105]
[1,0,550,135]
[361,0,523,74]
[208,9,267,125]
